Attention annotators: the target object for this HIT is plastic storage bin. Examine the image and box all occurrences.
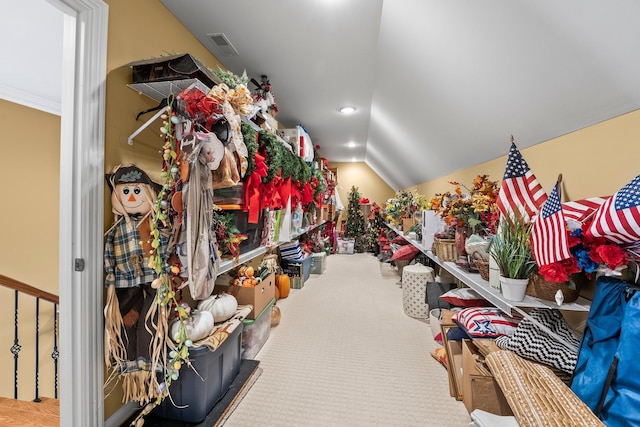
[242,298,274,359]
[281,255,312,285]
[310,252,327,274]
[152,323,243,423]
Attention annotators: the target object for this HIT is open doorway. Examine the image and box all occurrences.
[1,0,109,425]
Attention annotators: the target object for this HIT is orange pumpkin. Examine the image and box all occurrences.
[276,274,291,299]
[274,285,280,300]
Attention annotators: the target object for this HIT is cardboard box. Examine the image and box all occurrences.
[214,273,275,320]
[402,217,418,232]
[321,206,330,222]
[462,339,512,416]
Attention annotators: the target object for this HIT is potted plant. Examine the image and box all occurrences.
[488,216,536,301]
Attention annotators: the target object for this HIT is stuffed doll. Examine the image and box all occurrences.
[103,164,167,404]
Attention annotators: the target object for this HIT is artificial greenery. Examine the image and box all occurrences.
[241,123,258,178]
[364,204,386,253]
[212,67,248,89]
[344,186,366,252]
[259,131,286,182]
[488,216,536,279]
[130,96,191,427]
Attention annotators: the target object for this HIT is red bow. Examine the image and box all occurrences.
[179,87,221,124]
[243,152,268,224]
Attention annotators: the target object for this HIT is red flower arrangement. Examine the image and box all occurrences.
[538,221,629,283]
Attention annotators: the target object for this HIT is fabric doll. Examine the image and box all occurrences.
[103,164,167,404]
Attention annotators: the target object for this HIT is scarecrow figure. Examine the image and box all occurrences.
[103,164,167,404]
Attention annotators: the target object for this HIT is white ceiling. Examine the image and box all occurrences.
[5,2,640,191]
[160,0,640,190]
[1,0,63,115]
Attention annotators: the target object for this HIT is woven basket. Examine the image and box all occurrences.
[526,272,581,303]
[434,238,457,262]
[474,259,490,281]
[486,351,604,427]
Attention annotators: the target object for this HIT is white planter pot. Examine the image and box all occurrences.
[499,276,529,302]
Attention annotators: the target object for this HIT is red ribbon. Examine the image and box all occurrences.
[302,182,314,205]
[179,87,221,126]
[243,152,268,224]
[279,177,292,209]
[291,181,303,207]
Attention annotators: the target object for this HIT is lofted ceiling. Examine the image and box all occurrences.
[160,0,640,191]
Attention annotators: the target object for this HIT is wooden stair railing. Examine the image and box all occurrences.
[0,274,59,402]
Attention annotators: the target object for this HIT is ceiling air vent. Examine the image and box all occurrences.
[206,33,240,57]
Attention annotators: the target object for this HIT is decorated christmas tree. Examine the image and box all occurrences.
[364,204,386,253]
[344,186,366,252]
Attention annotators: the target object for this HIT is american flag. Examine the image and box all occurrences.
[531,181,571,266]
[587,174,640,244]
[496,141,547,221]
[561,196,610,223]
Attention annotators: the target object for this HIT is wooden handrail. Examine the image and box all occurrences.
[0,274,59,305]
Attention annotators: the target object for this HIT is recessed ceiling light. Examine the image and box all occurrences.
[346,141,358,148]
[339,106,356,114]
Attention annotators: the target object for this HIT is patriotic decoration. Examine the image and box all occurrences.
[531,180,571,267]
[587,174,640,244]
[496,141,547,221]
[562,196,610,223]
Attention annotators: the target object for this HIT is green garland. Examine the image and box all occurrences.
[212,67,248,89]
[259,130,286,183]
[241,123,258,179]
[312,168,325,199]
[281,148,298,180]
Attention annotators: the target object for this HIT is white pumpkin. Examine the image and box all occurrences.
[198,292,238,323]
[170,310,214,343]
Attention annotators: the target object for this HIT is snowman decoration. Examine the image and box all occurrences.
[103,164,166,404]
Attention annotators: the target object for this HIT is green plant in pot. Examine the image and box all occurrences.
[488,216,536,301]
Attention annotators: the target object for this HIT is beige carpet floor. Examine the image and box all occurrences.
[222,253,471,427]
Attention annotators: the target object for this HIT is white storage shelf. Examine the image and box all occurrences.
[386,224,591,316]
[218,220,328,274]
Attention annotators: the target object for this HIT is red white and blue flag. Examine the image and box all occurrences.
[532,180,571,266]
[587,174,640,244]
[561,196,610,223]
[496,141,547,221]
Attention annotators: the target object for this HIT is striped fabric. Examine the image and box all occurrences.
[496,142,547,221]
[561,196,610,223]
[532,181,571,266]
[587,174,640,244]
[280,240,303,260]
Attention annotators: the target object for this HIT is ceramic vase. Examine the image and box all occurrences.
[499,276,529,302]
[455,226,471,270]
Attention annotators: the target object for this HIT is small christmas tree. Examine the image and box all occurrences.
[364,204,386,254]
[344,186,366,252]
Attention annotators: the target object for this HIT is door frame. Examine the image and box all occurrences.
[53,0,109,425]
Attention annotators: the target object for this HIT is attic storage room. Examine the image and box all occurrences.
[4,1,640,427]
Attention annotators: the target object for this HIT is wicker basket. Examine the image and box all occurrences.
[486,351,605,427]
[526,272,581,303]
[474,259,490,281]
[433,238,457,262]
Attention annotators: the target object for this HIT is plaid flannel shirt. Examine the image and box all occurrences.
[104,216,164,288]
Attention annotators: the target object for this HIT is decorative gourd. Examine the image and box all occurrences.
[276,274,291,299]
[170,310,214,343]
[271,304,281,327]
[198,292,238,323]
